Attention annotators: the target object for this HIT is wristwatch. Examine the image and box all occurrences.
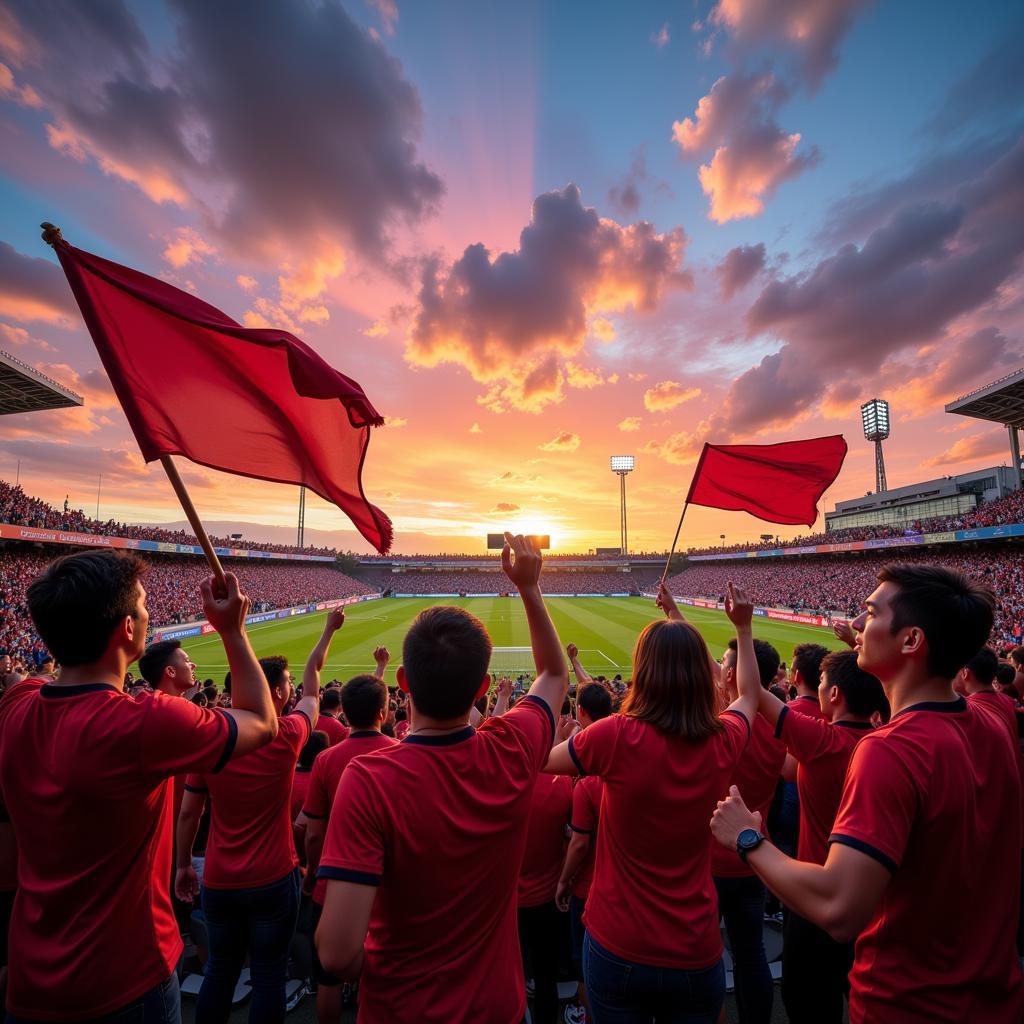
[736,827,765,863]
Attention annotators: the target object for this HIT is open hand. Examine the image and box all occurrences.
[833,620,856,648]
[724,582,753,629]
[501,532,542,591]
[556,714,580,744]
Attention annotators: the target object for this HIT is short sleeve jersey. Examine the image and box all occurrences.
[568,710,749,969]
[187,711,310,889]
[316,713,349,746]
[0,682,235,1019]
[517,774,572,908]
[318,696,554,1024]
[775,705,871,864]
[302,729,398,904]
[711,712,787,878]
[830,698,1024,1023]
[568,774,603,900]
[788,694,826,720]
[291,767,313,826]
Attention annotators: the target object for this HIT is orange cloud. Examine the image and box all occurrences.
[539,431,581,452]
[491,502,521,513]
[565,362,605,389]
[0,60,41,107]
[618,416,642,432]
[921,430,1008,468]
[699,132,806,222]
[163,228,216,269]
[236,274,257,291]
[469,422,482,434]
[643,380,701,412]
[387,416,408,428]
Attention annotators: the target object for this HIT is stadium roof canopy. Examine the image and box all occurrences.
[945,366,1024,429]
[0,349,83,415]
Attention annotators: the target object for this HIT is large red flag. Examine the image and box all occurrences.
[48,232,392,553]
[686,435,847,527]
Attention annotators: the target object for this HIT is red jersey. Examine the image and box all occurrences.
[291,767,313,825]
[969,690,1024,850]
[776,705,870,864]
[186,711,310,889]
[568,775,603,900]
[831,697,1024,1023]
[518,774,572,907]
[318,695,554,1024]
[711,712,786,878]
[788,694,826,720]
[316,713,349,746]
[302,729,397,903]
[0,682,235,1019]
[569,710,749,969]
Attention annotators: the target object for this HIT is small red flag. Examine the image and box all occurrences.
[49,235,392,553]
[686,435,847,527]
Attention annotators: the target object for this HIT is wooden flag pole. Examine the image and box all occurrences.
[660,502,690,585]
[159,455,227,592]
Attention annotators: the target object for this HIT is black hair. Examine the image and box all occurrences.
[728,637,781,688]
[321,688,342,712]
[27,550,146,667]
[577,682,612,722]
[791,643,830,689]
[298,730,329,769]
[878,564,994,679]
[821,650,890,721]
[402,606,491,719]
[341,674,388,730]
[996,663,1017,687]
[964,648,998,686]
[138,639,182,686]
[259,655,289,691]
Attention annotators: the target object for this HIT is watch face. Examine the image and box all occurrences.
[737,828,762,850]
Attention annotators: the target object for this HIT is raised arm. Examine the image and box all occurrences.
[567,643,593,684]
[372,645,390,682]
[491,676,512,717]
[203,573,278,756]
[724,583,760,726]
[502,533,569,720]
[304,609,345,694]
[658,581,720,686]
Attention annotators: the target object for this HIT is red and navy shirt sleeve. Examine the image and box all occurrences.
[487,694,556,773]
[777,705,844,763]
[139,693,236,777]
[568,714,618,777]
[718,707,751,761]
[317,760,385,887]
[183,772,208,796]
[280,711,312,755]
[302,756,329,820]
[829,733,917,874]
[570,777,598,835]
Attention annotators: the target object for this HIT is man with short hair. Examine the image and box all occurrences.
[0,552,278,1023]
[788,643,830,720]
[315,534,568,1023]
[301,628,396,1024]
[138,639,196,697]
[317,688,349,746]
[755,650,888,1024]
[713,564,1024,1023]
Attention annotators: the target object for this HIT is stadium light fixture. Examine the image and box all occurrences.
[861,398,891,493]
[610,456,635,555]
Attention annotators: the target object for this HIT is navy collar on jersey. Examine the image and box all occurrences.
[892,695,967,720]
[40,683,119,698]
[348,730,384,739]
[403,726,475,746]
[834,720,873,730]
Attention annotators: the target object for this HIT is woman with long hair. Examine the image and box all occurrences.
[545,582,761,1024]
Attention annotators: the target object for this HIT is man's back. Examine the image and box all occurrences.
[319,696,553,1023]
[0,681,233,1018]
[831,698,1024,1023]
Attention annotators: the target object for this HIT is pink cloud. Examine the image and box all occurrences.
[643,380,701,412]
[650,23,670,49]
[0,240,78,327]
[618,416,642,432]
[539,431,581,452]
[921,430,1010,469]
[716,242,767,298]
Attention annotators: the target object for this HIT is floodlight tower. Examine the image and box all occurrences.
[610,456,635,556]
[861,398,891,493]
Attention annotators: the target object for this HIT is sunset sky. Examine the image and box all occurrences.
[1,0,1022,554]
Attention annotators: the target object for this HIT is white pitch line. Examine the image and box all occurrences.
[590,648,619,667]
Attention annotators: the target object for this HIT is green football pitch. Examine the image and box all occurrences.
[179,597,847,687]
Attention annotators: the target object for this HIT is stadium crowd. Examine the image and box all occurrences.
[666,544,1024,649]
[0,548,374,668]
[0,480,337,557]
[377,570,642,596]
[684,487,1024,557]
[0,539,1021,1024]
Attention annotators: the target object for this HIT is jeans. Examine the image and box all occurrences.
[713,875,773,1024]
[518,901,562,1024]
[582,932,725,1024]
[6,975,180,1024]
[568,894,587,970]
[196,868,301,1024]
[781,911,852,1024]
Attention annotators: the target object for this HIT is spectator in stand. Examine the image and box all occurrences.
[175,651,319,1024]
[545,583,763,1022]
[291,731,329,867]
[315,534,568,1023]
[1012,647,1024,703]
[0,553,278,1023]
[301,611,348,746]
[556,672,613,1024]
[712,564,1023,1023]
[789,644,830,720]
[316,689,348,746]
[138,640,197,697]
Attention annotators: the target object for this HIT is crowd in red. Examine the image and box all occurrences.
[363,568,659,596]
[0,549,372,668]
[0,480,337,557]
[666,544,1024,649]
[684,487,1024,557]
